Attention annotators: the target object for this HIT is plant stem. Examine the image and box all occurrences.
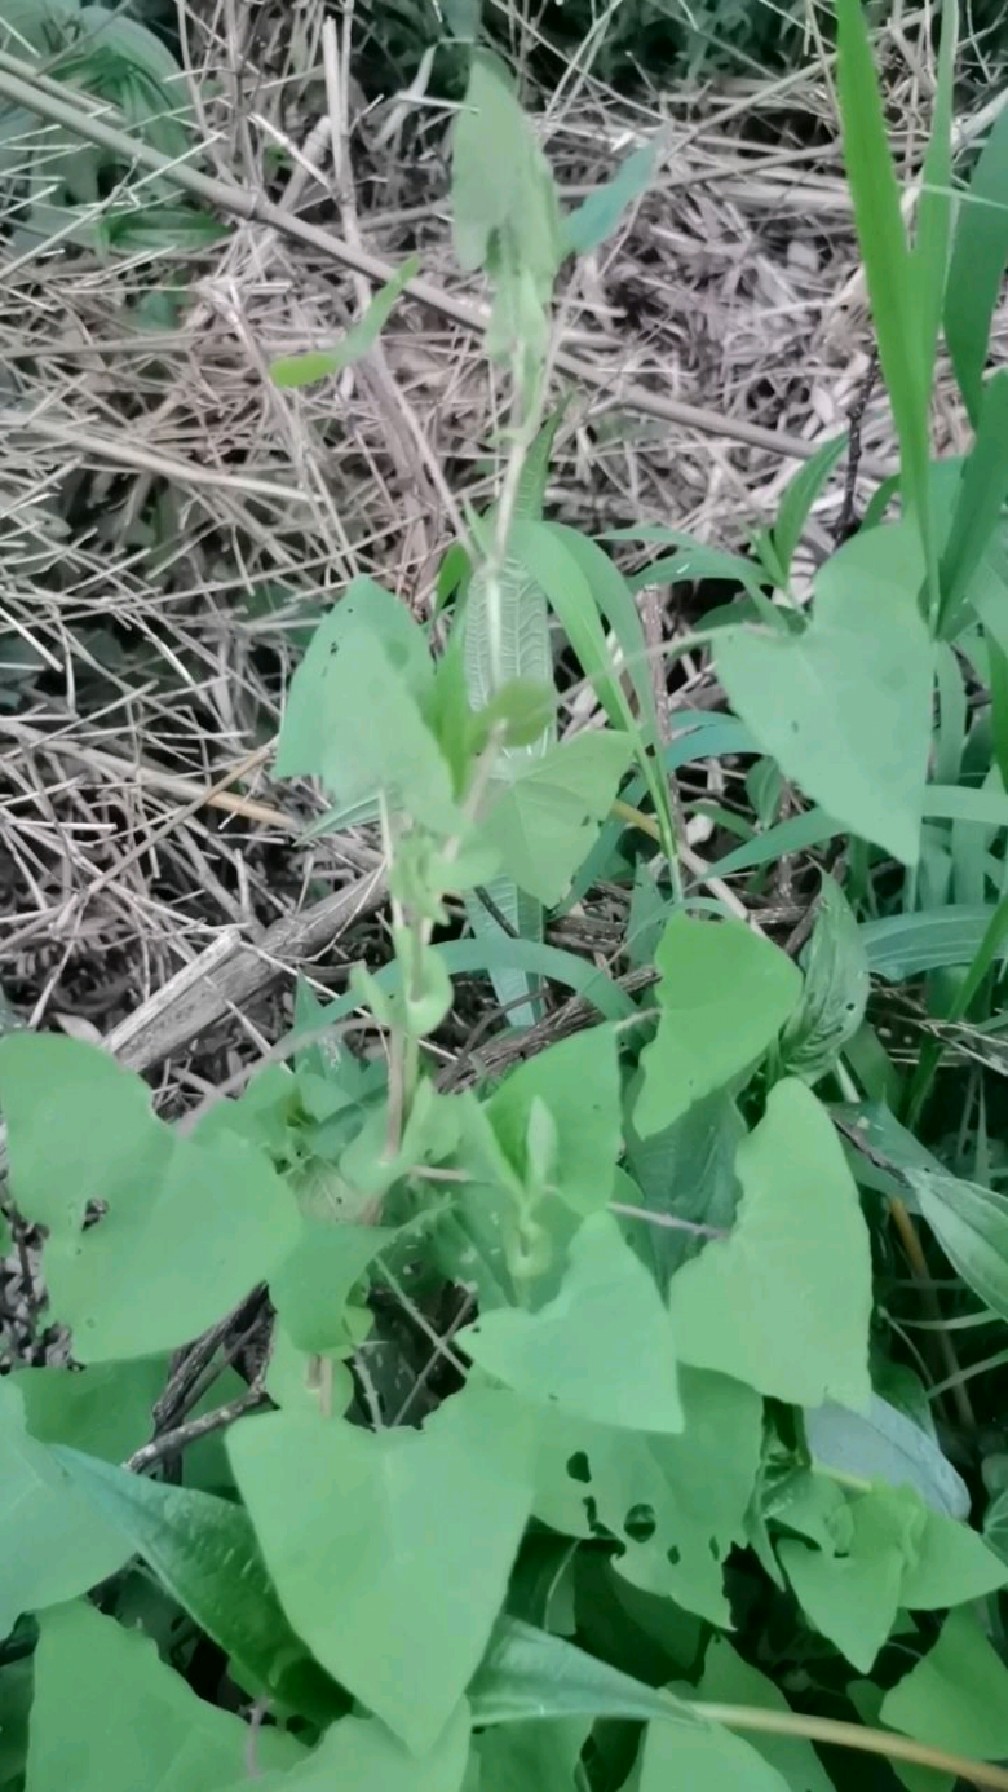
[700,1700,1008,1791]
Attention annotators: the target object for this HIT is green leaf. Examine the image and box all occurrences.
[639,1711,790,1792]
[0,1032,161,1234]
[51,1444,343,1723]
[524,522,677,853]
[507,519,635,738]
[911,0,957,412]
[26,1601,302,1792]
[717,530,934,864]
[9,1358,166,1462]
[270,1220,397,1353]
[475,1717,588,1792]
[624,1092,744,1291]
[899,1504,1008,1609]
[940,372,1008,636]
[217,1704,471,1792]
[0,1382,130,1637]
[451,50,560,283]
[779,1486,921,1671]
[860,905,1008,978]
[763,433,847,588]
[805,1395,970,1520]
[881,1609,1008,1758]
[275,623,458,835]
[687,1637,835,1792]
[469,1616,701,1730]
[561,143,655,256]
[477,730,634,905]
[669,1079,873,1408]
[459,1212,682,1432]
[945,99,1008,424]
[0,1036,300,1362]
[486,1027,620,1217]
[778,876,870,1082]
[532,1369,762,1626]
[835,0,931,558]
[228,1384,534,1753]
[909,1167,1008,1322]
[269,256,419,387]
[634,916,801,1136]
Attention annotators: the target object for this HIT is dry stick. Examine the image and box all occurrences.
[0,56,890,475]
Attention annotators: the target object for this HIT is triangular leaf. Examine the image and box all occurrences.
[469,1616,701,1730]
[459,1213,682,1432]
[477,730,634,905]
[0,1383,130,1638]
[687,1637,835,1792]
[0,1035,300,1362]
[881,1609,1008,1758]
[26,1602,302,1792]
[634,916,801,1136]
[228,1384,534,1752]
[486,1028,621,1217]
[718,527,934,864]
[217,1703,471,1792]
[639,1710,790,1792]
[669,1080,873,1408]
[778,1486,921,1672]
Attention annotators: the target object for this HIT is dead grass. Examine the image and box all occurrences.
[0,0,1005,1088]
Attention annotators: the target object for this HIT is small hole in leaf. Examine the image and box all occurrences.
[709,1537,721,1561]
[567,1451,591,1484]
[667,1545,681,1566]
[624,1504,656,1543]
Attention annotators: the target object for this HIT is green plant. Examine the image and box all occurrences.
[0,0,220,253]
[5,9,1008,1792]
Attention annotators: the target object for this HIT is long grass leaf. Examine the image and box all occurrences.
[939,370,1008,636]
[269,257,419,388]
[912,0,958,394]
[835,0,931,568]
[946,102,1008,423]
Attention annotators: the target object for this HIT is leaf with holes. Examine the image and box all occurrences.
[669,1079,873,1409]
[533,1368,762,1626]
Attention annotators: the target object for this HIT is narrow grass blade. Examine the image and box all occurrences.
[939,371,1008,637]
[913,0,958,396]
[835,0,931,579]
[269,257,419,387]
[946,103,1008,424]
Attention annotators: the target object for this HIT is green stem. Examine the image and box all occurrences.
[699,1698,1008,1791]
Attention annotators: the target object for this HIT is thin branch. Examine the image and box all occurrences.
[0,54,890,473]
